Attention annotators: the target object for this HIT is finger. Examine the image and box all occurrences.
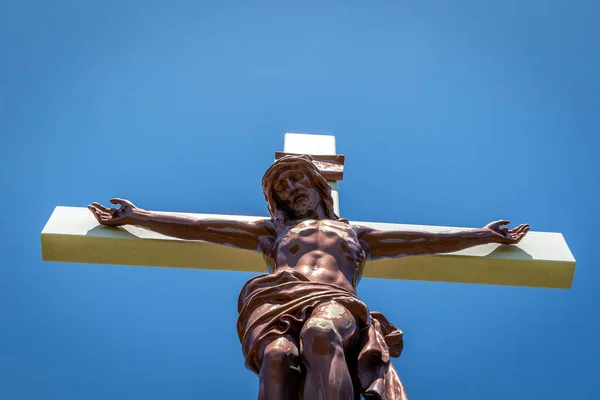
[87,205,98,216]
[90,204,111,217]
[512,227,530,243]
[508,235,521,243]
[490,220,510,229]
[111,198,135,208]
[514,233,526,243]
[508,224,526,234]
[513,224,530,235]
[90,205,117,223]
[88,206,104,223]
[92,208,118,225]
[88,204,104,215]
[92,202,111,213]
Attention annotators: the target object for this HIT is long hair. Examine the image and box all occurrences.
[262,155,339,229]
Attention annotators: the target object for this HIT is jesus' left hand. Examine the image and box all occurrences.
[484,220,530,244]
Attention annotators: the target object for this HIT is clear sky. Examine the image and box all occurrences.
[1,1,598,399]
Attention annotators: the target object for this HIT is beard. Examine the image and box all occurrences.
[290,191,320,219]
[293,202,316,219]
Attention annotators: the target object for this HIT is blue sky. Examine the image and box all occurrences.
[1,1,598,398]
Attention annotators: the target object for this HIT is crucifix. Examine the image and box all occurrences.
[41,133,575,399]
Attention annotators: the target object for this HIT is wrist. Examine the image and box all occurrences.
[480,228,500,244]
[129,208,151,225]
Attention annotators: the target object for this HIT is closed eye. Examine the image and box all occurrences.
[275,182,287,193]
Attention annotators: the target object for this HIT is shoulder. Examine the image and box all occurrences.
[351,223,375,236]
[257,219,277,260]
[251,218,278,236]
[350,224,376,257]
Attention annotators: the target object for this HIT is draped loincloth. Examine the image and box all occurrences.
[237,270,408,400]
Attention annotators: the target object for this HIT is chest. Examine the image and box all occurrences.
[276,220,362,252]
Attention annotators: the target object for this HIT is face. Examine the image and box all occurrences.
[273,168,320,218]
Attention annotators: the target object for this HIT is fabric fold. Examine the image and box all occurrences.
[237,270,408,399]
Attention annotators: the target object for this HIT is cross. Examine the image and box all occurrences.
[41,133,576,289]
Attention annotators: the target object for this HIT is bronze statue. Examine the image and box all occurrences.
[88,155,529,400]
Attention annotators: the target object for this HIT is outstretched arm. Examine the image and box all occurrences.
[88,199,273,251]
[356,220,529,259]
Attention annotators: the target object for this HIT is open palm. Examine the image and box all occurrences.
[88,198,137,226]
[485,220,530,244]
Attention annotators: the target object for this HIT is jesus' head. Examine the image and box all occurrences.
[262,155,339,226]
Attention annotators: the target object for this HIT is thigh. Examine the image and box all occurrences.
[305,300,359,351]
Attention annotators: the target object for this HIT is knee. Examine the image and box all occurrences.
[262,338,300,371]
[300,318,343,358]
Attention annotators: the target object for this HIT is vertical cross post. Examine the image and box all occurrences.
[278,133,344,216]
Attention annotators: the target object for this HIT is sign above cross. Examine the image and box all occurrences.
[41,133,575,289]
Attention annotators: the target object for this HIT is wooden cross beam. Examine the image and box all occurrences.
[40,133,576,289]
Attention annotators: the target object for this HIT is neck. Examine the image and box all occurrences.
[311,203,328,220]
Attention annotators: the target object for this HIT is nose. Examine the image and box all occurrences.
[281,179,300,199]
[287,178,301,190]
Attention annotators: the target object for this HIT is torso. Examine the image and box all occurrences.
[265,219,366,294]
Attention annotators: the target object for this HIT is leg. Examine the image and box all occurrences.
[258,335,303,400]
[299,301,359,400]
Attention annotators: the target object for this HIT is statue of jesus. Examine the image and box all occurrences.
[88,155,529,400]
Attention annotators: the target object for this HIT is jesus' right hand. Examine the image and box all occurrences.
[88,198,139,226]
